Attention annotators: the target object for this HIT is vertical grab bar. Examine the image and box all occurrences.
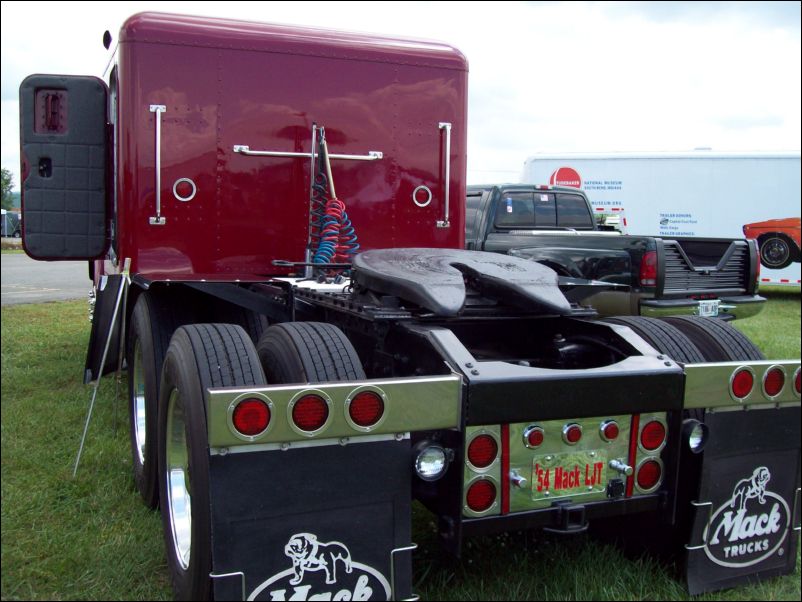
[149,104,167,225]
[437,122,452,228]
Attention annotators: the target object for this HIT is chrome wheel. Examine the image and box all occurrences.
[132,339,147,464]
[166,388,192,570]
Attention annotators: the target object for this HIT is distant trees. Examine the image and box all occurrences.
[1,168,13,210]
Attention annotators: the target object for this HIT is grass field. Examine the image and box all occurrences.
[1,291,800,601]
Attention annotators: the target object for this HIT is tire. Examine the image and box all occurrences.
[256,322,365,384]
[127,292,190,508]
[602,316,705,364]
[758,235,792,270]
[158,324,266,601]
[12,230,20,238]
[660,316,765,362]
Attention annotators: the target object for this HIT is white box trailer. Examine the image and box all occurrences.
[522,151,801,285]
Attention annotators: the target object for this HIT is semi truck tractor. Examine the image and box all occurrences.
[19,13,800,600]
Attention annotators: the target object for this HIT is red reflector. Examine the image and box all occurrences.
[526,427,544,448]
[232,398,270,436]
[292,395,329,432]
[731,369,754,399]
[175,180,194,198]
[601,421,619,441]
[764,368,785,397]
[466,479,497,512]
[640,420,666,451]
[468,434,498,468]
[795,370,801,394]
[563,423,582,444]
[348,391,384,427]
[639,251,658,287]
[637,460,662,491]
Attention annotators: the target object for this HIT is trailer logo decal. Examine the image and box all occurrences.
[549,167,582,188]
[703,466,791,568]
[248,533,391,601]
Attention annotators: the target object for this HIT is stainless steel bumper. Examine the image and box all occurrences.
[640,295,765,320]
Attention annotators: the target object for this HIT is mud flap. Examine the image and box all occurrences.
[208,440,412,601]
[83,274,123,383]
[685,407,801,594]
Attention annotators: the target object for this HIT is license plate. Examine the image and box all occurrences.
[532,450,607,500]
[698,299,720,317]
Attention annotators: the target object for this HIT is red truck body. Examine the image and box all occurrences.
[109,13,466,280]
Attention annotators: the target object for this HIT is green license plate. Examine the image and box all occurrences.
[532,450,608,500]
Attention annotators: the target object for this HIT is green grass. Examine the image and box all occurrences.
[2,297,800,601]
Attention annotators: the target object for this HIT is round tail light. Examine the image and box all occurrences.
[795,368,801,396]
[467,434,498,469]
[600,420,619,442]
[731,368,754,400]
[524,426,544,448]
[640,420,666,451]
[636,459,662,491]
[562,423,583,445]
[763,367,785,398]
[466,479,497,513]
[292,394,329,432]
[348,391,384,428]
[232,398,270,437]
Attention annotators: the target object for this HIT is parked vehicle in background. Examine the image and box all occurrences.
[18,12,800,601]
[466,184,764,319]
[1,209,21,237]
[743,217,801,270]
[523,151,802,286]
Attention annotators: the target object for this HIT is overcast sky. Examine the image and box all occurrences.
[1,1,800,188]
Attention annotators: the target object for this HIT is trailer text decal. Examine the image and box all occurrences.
[248,533,391,601]
[703,467,791,568]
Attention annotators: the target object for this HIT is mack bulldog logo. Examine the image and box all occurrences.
[248,533,391,601]
[703,466,791,568]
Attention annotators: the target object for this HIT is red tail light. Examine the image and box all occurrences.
[563,423,583,445]
[640,420,666,451]
[292,394,329,432]
[763,367,785,397]
[636,459,662,491]
[731,368,754,400]
[639,251,658,287]
[468,434,498,468]
[524,426,544,448]
[348,391,384,427]
[600,420,619,442]
[795,369,801,395]
[466,479,497,512]
[232,398,270,436]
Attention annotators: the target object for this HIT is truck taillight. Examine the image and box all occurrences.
[640,420,666,451]
[795,368,801,396]
[466,479,496,512]
[562,423,582,445]
[731,368,754,400]
[763,366,785,398]
[467,434,498,468]
[523,425,544,448]
[232,398,271,436]
[636,459,662,492]
[347,391,384,428]
[600,420,619,442]
[292,394,329,432]
[639,250,658,287]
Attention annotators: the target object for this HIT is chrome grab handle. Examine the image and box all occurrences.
[233,145,383,161]
[149,105,166,225]
[437,122,452,228]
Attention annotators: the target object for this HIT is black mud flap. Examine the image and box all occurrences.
[685,407,801,594]
[209,440,412,601]
[83,274,123,384]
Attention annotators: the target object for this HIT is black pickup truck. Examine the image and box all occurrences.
[466,184,765,319]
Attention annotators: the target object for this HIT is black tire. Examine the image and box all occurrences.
[127,291,194,508]
[602,316,705,364]
[158,324,266,601]
[660,316,765,362]
[256,322,365,384]
[758,234,792,269]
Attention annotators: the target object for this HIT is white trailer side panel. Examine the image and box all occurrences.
[523,152,801,284]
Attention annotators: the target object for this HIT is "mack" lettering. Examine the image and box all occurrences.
[709,503,783,545]
[269,574,373,601]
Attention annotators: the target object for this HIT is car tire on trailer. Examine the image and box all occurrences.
[256,322,366,383]
[758,235,793,270]
[660,316,765,362]
[158,323,266,601]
